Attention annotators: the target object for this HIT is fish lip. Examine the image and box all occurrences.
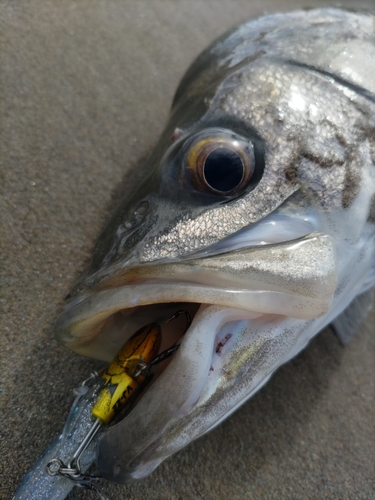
[67,209,321,300]
[55,232,337,362]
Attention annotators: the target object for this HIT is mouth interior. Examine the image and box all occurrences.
[129,302,202,379]
[89,301,201,363]
[60,221,337,422]
[90,299,271,425]
[74,298,256,428]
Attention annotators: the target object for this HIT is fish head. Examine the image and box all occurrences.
[54,9,375,483]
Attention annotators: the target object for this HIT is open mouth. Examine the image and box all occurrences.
[53,227,338,483]
[57,232,337,350]
[55,231,337,421]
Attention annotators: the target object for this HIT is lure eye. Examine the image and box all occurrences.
[184,129,256,196]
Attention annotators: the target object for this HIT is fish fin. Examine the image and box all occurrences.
[331,287,374,345]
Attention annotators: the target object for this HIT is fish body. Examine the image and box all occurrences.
[54,8,375,483]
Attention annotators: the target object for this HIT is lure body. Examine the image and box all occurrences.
[51,8,375,484]
[13,324,168,499]
[92,323,161,424]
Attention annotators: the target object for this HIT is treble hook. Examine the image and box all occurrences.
[132,309,191,377]
[165,309,192,329]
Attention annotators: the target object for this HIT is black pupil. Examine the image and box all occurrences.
[203,148,244,192]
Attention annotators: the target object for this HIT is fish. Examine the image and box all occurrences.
[53,8,375,485]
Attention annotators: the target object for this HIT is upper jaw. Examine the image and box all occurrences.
[55,232,337,360]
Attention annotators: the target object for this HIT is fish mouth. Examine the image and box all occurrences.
[54,231,337,482]
[56,232,336,361]
[57,207,329,361]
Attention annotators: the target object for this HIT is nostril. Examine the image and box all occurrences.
[134,200,149,216]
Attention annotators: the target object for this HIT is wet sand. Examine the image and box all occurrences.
[1,1,374,499]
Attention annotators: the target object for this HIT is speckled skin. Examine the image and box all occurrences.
[142,12,375,261]
[69,8,375,293]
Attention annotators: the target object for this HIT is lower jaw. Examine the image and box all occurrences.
[97,307,310,484]
[68,292,334,483]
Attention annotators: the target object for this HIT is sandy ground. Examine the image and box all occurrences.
[1,1,374,499]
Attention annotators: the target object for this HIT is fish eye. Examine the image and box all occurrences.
[183,129,256,196]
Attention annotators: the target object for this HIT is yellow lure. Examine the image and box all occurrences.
[92,323,161,424]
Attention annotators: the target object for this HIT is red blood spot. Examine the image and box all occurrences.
[215,333,232,354]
